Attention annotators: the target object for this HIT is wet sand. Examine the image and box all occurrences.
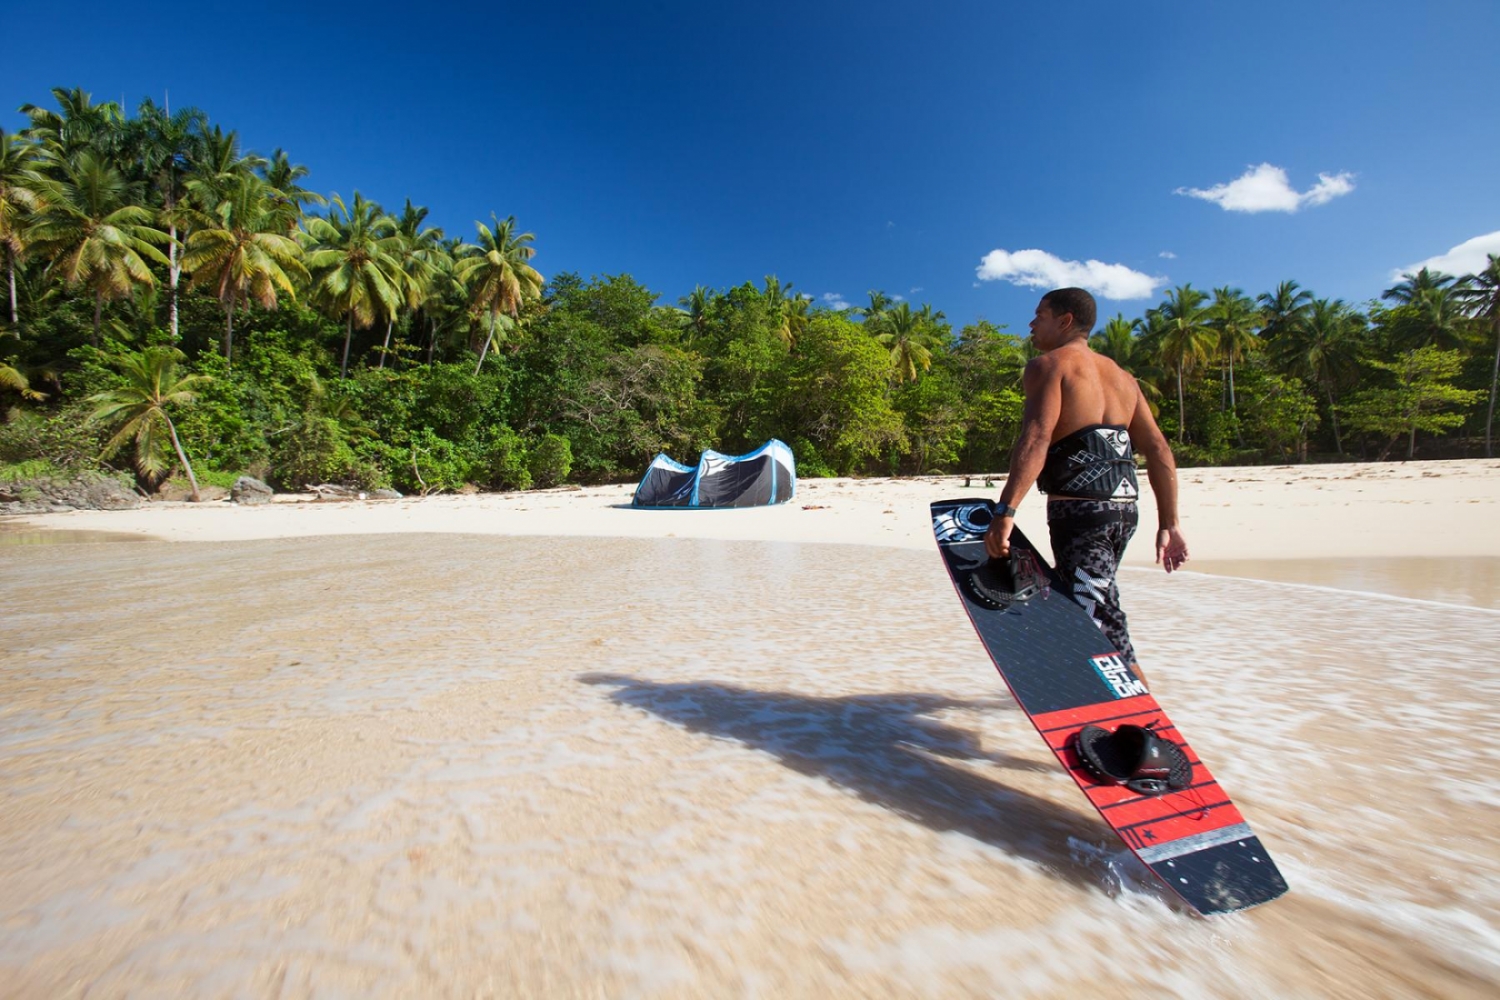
[3,534,1497,997]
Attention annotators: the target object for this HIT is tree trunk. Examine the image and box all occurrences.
[165,414,201,502]
[1486,313,1499,459]
[378,317,394,369]
[474,311,495,376]
[1407,421,1417,460]
[1176,364,1186,443]
[341,315,354,378]
[1324,381,1344,455]
[1229,355,1243,446]
[427,316,436,366]
[223,296,235,368]
[6,250,16,328]
[168,221,180,341]
[93,292,102,346]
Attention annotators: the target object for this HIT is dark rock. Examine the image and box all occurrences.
[0,474,142,512]
[231,476,275,505]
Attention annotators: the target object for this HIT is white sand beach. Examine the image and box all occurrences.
[3,460,1499,997]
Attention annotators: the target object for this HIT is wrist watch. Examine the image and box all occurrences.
[996,503,1019,519]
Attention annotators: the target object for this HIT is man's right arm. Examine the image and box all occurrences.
[1127,383,1189,572]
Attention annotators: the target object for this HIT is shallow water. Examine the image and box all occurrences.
[0,527,156,545]
[2,534,1497,998]
[1188,556,1500,610]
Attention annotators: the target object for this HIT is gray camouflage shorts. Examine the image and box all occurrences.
[1047,498,1139,665]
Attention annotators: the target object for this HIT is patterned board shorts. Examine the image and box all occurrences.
[1047,498,1139,665]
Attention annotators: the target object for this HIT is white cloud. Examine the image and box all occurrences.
[821,293,853,310]
[1393,230,1500,281]
[1175,163,1355,213]
[891,293,905,302]
[910,286,924,294]
[975,248,1163,300]
[1158,251,1177,259]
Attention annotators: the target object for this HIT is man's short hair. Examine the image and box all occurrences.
[1041,287,1097,335]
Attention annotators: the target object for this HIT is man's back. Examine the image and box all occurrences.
[1043,342,1142,443]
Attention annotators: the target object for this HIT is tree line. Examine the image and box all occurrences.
[2,88,1498,498]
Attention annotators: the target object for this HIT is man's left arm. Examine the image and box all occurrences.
[986,360,1059,558]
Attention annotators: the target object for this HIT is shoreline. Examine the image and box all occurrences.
[2,459,1496,566]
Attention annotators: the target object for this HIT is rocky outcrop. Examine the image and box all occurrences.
[231,476,274,505]
[0,474,143,514]
[371,488,403,500]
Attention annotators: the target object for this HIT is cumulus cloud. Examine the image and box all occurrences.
[891,293,905,302]
[975,248,1162,300]
[822,293,853,310]
[1175,163,1355,213]
[1159,251,1177,259]
[1393,230,1500,281]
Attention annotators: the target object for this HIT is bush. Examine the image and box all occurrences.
[0,404,106,469]
[477,426,532,491]
[527,433,572,487]
[272,414,379,490]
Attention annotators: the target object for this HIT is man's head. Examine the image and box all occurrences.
[1031,287,1097,349]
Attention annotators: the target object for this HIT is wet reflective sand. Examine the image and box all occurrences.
[2,535,1497,997]
[1188,557,1500,610]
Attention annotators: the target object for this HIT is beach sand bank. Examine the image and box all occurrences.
[3,461,1498,996]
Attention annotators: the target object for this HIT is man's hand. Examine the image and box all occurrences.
[1156,526,1189,573]
[985,515,1014,559]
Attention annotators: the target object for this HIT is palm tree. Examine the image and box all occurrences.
[1154,285,1215,442]
[1209,286,1260,426]
[379,200,445,368]
[0,129,47,329]
[678,285,716,342]
[1091,314,1140,366]
[27,151,169,343]
[19,87,125,162]
[301,193,405,377]
[261,148,325,232]
[181,174,309,365]
[1460,254,1500,457]
[0,328,44,400]
[124,98,208,341]
[858,290,894,327]
[1382,267,1456,305]
[1274,298,1365,455]
[453,213,543,374]
[878,302,935,382]
[88,347,209,500]
[1257,280,1314,348]
[763,275,796,346]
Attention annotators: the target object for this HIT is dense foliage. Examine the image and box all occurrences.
[3,88,1498,495]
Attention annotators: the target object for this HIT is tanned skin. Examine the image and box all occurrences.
[983,298,1189,686]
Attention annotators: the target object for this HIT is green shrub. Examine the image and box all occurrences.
[527,433,572,487]
[0,405,105,469]
[477,426,532,491]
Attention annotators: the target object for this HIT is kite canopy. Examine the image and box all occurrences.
[632,439,796,508]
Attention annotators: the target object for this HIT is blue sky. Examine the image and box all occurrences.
[4,1,1497,331]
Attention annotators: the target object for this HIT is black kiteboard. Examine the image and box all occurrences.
[932,497,1288,915]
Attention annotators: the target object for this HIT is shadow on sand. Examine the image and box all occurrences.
[581,673,1116,892]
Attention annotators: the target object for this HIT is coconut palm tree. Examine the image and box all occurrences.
[1382,267,1456,305]
[858,290,894,328]
[677,285,716,343]
[124,98,208,341]
[1154,285,1215,442]
[0,329,44,400]
[261,148,325,231]
[88,346,209,500]
[378,200,445,368]
[1274,298,1366,455]
[27,151,169,343]
[301,193,405,377]
[1257,280,1314,349]
[878,302,935,383]
[181,174,309,365]
[19,87,125,163]
[453,213,543,374]
[1209,286,1260,425]
[1460,254,1500,457]
[763,275,796,347]
[0,129,48,329]
[1091,314,1139,365]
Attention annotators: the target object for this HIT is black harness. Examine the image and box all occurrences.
[1036,424,1140,501]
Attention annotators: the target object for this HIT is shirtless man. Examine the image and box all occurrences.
[984,287,1188,688]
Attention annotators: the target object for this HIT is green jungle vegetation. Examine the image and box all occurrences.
[2,88,1498,499]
